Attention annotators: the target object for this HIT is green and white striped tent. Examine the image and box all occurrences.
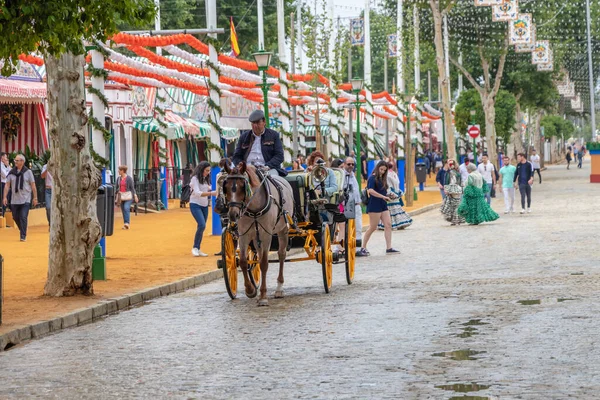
[132,118,185,140]
[304,125,331,137]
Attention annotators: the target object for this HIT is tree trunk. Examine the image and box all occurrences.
[44,52,102,297]
[482,96,498,166]
[430,2,456,161]
[511,100,524,159]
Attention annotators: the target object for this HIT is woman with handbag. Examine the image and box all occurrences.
[358,160,400,257]
[116,165,138,230]
[378,162,412,231]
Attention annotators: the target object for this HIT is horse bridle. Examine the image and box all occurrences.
[223,172,272,219]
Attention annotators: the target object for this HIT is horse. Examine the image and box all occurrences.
[220,160,295,306]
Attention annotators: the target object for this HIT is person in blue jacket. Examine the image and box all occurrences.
[232,110,287,177]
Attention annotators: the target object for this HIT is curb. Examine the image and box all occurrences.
[0,269,223,352]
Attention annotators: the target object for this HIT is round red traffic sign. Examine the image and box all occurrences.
[468,125,480,139]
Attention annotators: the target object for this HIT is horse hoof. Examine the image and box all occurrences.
[257,299,269,306]
[274,291,284,299]
[246,288,257,299]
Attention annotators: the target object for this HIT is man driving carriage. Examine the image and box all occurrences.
[232,110,287,177]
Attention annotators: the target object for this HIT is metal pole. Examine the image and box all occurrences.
[405,99,413,207]
[443,15,451,100]
[262,72,270,129]
[385,53,389,156]
[413,4,420,93]
[585,0,597,141]
[258,0,265,50]
[397,0,405,93]
[442,113,447,160]
[427,70,431,101]
[297,3,303,70]
[291,13,299,157]
[154,0,162,55]
[355,95,362,189]
[348,46,353,154]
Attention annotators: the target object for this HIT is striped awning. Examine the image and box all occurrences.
[164,110,198,137]
[188,120,211,139]
[220,126,239,140]
[304,125,330,138]
[133,118,159,134]
[133,117,185,141]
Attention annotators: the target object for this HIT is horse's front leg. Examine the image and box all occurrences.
[257,235,270,306]
[274,228,288,299]
[238,238,256,298]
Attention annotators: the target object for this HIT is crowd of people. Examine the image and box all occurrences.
[0,107,589,262]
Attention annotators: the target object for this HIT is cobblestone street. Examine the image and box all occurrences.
[0,163,599,399]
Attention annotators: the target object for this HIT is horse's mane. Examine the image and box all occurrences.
[244,165,261,188]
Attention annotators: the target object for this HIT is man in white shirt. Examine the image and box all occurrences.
[477,153,496,205]
[459,158,470,187]
[41,163,53,226]
[1,152,10,216]
[232,109,285,177]
[530,149,541,184]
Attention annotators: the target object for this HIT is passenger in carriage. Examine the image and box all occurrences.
[232,110,286,177]
[306,151,338,199]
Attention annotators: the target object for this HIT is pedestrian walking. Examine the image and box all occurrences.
[434,151,443,172]
[457,163,499,225]
[566,148,572,169]
[459,158,471,187]
[41,163,53,227]
[530,149,542,184]
[499,155,517,214]
[1,152,10,216]
[378,162,412,231]
[513,153,534,214]
[115,165,138,230]
[477,154,497,205]
[436,159,449,200]
[2,154,38,241]
[359,161,399,256]
[440,160,465,226]
[190,161,217,257]
[577,147,584,168]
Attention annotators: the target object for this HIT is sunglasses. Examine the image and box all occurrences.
[346,163,355,166]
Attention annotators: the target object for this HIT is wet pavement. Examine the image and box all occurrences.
[1,163,599,399]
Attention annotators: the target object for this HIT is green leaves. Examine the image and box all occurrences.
[0,0,155,76]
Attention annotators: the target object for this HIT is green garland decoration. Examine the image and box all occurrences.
[207,98,223,119]
[208,80,223,98]
[205,58,222,77]
[277,78,290,89]
[205,140,225,158]
[86,65,109,81]
[154,106,166,116]
[88,112,112,142]
[156,94,166,102]
[87,87,109,109]
[94,42,111,59]
[89,143,109,167]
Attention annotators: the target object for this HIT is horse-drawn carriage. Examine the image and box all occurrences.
[216,160,358,304]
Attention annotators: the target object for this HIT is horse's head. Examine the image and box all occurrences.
[220,159,249,224]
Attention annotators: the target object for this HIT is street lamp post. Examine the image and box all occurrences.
[470,109,477,166]
[252,50,273,128]
[351,78,364,189]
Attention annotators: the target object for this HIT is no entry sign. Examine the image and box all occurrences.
[468,125,481,139]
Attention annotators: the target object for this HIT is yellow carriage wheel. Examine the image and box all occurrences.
[247,247,261,290]
[222,231,238,299]
[321,223,333,293]
[345,219,356,284]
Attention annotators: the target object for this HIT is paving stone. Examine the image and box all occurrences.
[30,321,50,338]
[141,287,161,302]
[75,308,93,325]
[91,303,108,320]
[61,313,78,329]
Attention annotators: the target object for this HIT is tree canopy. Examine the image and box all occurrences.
[0,0,155,75]
[455,88,516,144]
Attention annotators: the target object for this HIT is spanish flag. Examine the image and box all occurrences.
[230,17,240,57]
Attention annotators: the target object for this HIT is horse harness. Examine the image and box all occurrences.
[224,169,289,249]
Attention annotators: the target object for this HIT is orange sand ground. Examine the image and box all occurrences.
[0,176,441,335]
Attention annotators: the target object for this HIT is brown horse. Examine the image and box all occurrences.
[220,161,294,306]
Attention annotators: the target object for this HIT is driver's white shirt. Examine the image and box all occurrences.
[248,131,265,166]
